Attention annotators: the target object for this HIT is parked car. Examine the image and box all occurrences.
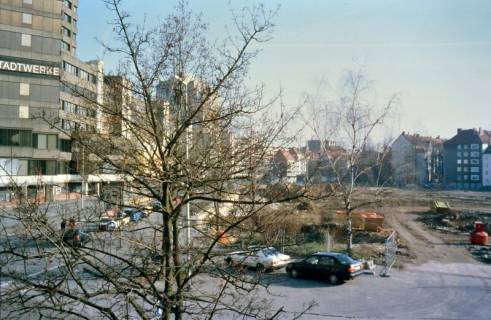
[151,200,162,211]
[286,252,364,285]
[120,208,145,222]
[99,217,119,231]
[225,246,291,271]
[114,210,131,225]
[62,229,91,247]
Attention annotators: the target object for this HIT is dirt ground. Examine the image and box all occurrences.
[379,188,491,266]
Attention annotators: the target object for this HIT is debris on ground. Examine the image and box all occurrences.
[467,245,491,263]
[431,200,452,213]
[418,209,491,235]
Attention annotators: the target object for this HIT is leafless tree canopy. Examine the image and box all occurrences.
[0,1,309,319]
[304,70,398,251]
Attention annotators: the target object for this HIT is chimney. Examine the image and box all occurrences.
[457,128,462,133]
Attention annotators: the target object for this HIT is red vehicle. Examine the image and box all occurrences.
[470,221,488,245]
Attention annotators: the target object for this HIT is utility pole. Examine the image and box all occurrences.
[183,78,192,276]
[81,144,85,209]
[175,75,192,279]
[175,75,191,288]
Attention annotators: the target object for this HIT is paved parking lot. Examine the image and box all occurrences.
[244,261,491,320]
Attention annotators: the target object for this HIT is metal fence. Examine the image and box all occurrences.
[380,230,397,277]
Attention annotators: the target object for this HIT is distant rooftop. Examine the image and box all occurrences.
[400,131,445,146]
[445,128,491,145]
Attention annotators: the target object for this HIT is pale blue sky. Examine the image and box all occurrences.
[78,0,491,141]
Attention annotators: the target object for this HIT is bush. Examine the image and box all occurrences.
[299,224,325,242]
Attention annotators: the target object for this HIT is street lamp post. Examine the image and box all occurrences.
[81,144,85,209]
[175,75,192,276]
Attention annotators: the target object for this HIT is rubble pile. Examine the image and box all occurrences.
[467,245,491,263]
[420,210,491,234]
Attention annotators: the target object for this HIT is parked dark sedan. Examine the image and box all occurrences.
[286,252,364,285]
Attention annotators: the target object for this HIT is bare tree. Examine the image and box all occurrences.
[305,70,398,252]
[0,1,310,319]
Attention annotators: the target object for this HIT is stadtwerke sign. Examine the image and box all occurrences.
[0,60,60,76]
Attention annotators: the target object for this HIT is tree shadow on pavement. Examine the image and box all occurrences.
[259,271,337,288]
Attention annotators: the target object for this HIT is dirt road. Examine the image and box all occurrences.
[382,206,476,264]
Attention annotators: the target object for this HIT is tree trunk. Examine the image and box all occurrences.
[172,213,183,320]
[162,206,173,320]
[347,210,353,254]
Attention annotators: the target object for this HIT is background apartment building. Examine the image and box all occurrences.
[0,0,104,202]
[443,128,491,190]
[391,132,444,187]
[483,146,491,189]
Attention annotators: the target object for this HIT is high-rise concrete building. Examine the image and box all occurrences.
[0,0,104,201]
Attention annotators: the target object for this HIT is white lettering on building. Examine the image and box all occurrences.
[0,60,60,77]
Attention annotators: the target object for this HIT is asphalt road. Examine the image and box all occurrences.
[216,261,491,320]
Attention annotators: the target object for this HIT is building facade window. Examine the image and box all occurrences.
[36,134,47,149]
[64,0,72,9]
[21,34,31,46]
[470,167,480,173]
[19,83,30,96]
[470,159,480,165]
[457,144,462,149]
[22,13,32,24]
[62,100,77,113]
[62,119,76,130]
[58,161,69,174]
[19,106,29,119]
[62,27,71,37]
[470,144,479,150]
[470,151,480,158]
[0,158,28,176]
[63,13,72,23]
[0,129,32,147]
[470,175,480,181]
[63,61,77,75]
[464,144,469,149]
[79,69,89,81]
[61,41,70,51]
[63,61,96,83]
[59,139,71,152]
[457,152,462,157]
[463,152,469,157]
